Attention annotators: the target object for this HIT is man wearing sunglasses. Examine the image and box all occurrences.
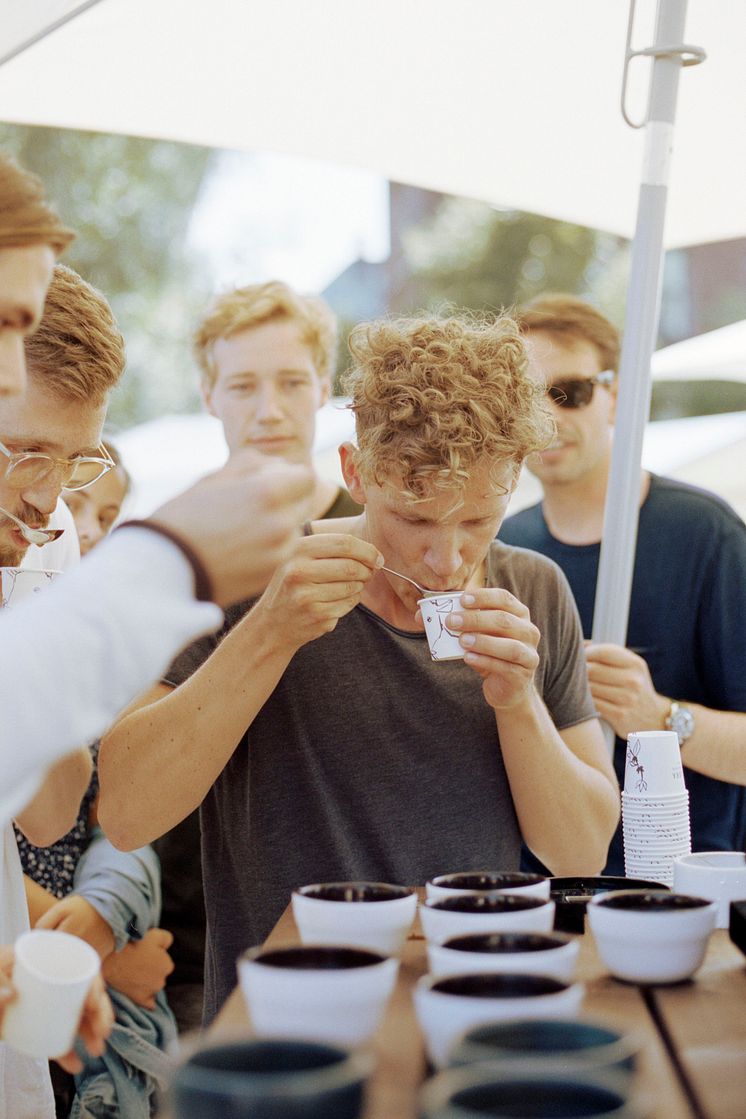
[501,293,746,872]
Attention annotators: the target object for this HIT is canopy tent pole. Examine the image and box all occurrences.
[591,0,705,751]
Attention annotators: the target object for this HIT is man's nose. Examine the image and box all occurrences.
[0,336,27,398]
[20,474,63,517]
[77,511,102,550]
[424,536,462,580]
[256,384,283,421]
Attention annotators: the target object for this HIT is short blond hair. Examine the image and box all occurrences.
[344,312,554,501]
[518,294,620,373]
[194,280,337,387]
[0,152,74,254]
[25,264,125,405]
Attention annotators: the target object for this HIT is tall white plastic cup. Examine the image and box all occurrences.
[2,930,101,1059]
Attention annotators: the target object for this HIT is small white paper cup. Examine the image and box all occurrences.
[624,731,685,798]
[2,930,100,1059]
[0,567,59,609]
[418,591,465,661]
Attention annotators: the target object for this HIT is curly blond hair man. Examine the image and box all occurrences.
[101,310,620,1023]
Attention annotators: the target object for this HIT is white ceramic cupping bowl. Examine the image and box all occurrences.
[291,881,417,954]
[427,931,579,983]
[673,852,746,928]
[587,890,717,984]
[425,871,550,903]
[238,944,399,1047]
[420,893,555,945]
[413,971,585,1068]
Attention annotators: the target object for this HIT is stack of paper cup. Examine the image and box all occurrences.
[622,730,691,887]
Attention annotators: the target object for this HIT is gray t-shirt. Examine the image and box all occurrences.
[166,541,595,1021]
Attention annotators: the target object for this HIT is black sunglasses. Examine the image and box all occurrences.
[547,370,615,409]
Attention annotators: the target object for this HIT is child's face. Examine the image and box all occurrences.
[64,466,129,556]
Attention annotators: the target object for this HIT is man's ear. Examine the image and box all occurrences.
[339,442,366,504]
[200,380,217,418]
[317,377,332,409]
[608,373,619,425]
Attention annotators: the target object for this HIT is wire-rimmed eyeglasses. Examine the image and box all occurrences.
[547,370,615,409]
[0,438,115,491]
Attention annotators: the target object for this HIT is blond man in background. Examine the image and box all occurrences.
[152,280,360,1030]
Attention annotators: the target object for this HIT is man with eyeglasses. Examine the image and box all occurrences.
[500,293,746,873]
[4,261,127,847]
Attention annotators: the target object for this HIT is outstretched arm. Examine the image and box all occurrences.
[586,642,746,785]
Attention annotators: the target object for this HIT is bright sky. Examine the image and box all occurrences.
[187,149,390,292]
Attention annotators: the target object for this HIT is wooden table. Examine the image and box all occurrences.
[209,904,746,1119]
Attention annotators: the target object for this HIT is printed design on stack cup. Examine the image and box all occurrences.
[622,731,691,887]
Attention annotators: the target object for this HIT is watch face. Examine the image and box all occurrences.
[669,705,694,742]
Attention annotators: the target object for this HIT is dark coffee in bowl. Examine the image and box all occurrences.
[432,973,566,998]
[249,946,385,970]
[427,893,546,914]
[432,871,545,891]
[599,891,710,912]
[298,882,412,903]
[442,931,568,954]
[450,1076,627,1115]
[170,1038,370,1119]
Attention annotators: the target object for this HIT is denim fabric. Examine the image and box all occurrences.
[70,828,177,1117]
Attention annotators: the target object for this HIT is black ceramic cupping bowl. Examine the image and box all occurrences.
[729,899,746,957]
[169,1039,369,1119]
[550,876,669,934]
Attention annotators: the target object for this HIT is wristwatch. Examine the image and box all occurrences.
[665,701,695,745]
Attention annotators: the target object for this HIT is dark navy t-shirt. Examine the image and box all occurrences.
[500,474,746,873]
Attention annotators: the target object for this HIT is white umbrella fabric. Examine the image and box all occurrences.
[652,320,746,382]
[0,0,744,248]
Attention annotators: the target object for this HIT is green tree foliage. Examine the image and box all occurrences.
[404,196,628,321]
[0,124,215,428]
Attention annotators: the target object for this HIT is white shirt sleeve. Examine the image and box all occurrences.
[0,527,222,824]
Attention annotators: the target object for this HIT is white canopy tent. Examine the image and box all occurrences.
[652,319,746,382]
[1,0,745,248]
[2,0,744,716]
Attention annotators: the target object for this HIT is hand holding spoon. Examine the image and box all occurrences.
[0,506,64,546]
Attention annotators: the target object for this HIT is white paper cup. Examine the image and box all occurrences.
[238,944,399,1047]
[417,592,465,661]
[673,852,746,928]
[292,882,417,954]
[624,731,686,798]
[2,930,100,1059]
[0,567,59,609]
